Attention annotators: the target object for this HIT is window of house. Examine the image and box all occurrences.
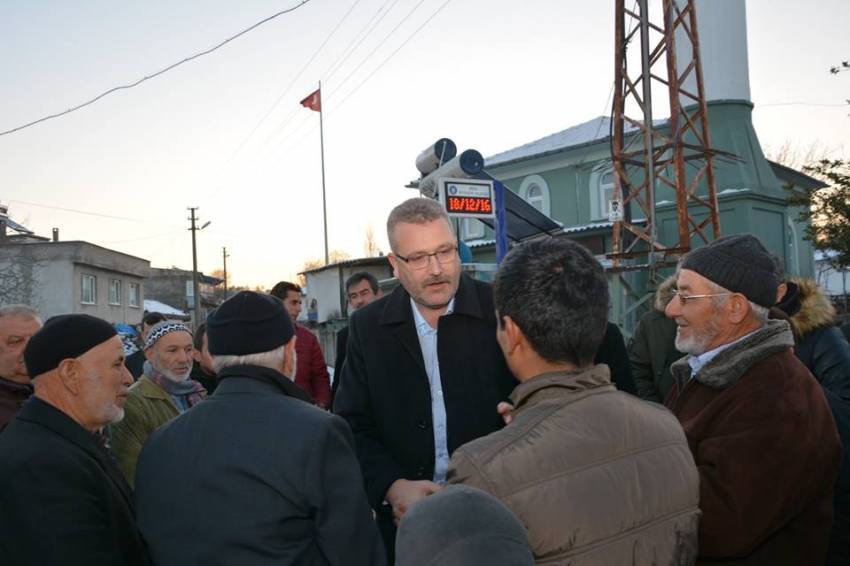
[590,168,617,220]
[128,283,141,308]
[109,280,122,305]
[81,274,97,305]
[462,218,485,240]
[519,175,551,216]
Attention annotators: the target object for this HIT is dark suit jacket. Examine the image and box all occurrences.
[332,325,349,398]
[596,322,638,395]
[0,397,149,566]
[334,274,517,509]
[135,364,385,566]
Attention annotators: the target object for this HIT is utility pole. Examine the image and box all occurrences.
[222,246,229,300]
[188,207,202,329]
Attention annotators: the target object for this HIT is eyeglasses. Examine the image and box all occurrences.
[673,291,733,305]
[394,246,458,270]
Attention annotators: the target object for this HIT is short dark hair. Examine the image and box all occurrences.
[269,281,302,300]
[194,322,207,350]
[494,238,609,367]
[143,312,167,327]
[345,272,379,295]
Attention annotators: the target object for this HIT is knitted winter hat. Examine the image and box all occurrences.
[680,234,778,307]
[24,314,117,378]
[144,320,192,350]
[206,291,293,356]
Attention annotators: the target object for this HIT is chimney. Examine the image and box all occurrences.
[52,228,59,242]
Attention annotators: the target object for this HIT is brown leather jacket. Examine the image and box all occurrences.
[448,364,700,565]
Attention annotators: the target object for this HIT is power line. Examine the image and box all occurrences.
[222,0,364,164]
[0,0,314,138]
[330,0,454,113]
[327,0,432,101]
[8,198,182,228]
[758,101,848,108]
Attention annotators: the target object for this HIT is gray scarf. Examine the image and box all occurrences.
[143,360,205,412]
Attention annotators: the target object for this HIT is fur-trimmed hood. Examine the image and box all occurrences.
[788,277,837,339]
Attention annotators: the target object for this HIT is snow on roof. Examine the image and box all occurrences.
[143,299,188,317]
[485,116,666,168]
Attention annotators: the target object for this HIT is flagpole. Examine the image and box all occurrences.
[318,80,329,266]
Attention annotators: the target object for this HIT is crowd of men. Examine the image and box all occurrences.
[0,196,848,566]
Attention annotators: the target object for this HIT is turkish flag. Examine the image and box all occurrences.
[300,88,321,112]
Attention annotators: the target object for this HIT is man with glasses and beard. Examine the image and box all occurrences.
[664,234,841,564]
[110,320,205,486]
[334,197,516,563]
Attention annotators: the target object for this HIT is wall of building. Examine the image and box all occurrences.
[0,241,148,324]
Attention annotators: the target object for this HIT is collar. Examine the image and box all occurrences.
[687,328,759,377]
[134,375,175,401]
[216,364,314,404]
[0,375,33,395]
[379,273,484,326]
[411,297,455,334]
[509,364,614,412]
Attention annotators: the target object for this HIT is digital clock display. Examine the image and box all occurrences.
[446,196,493,214]
[439,178,496,219]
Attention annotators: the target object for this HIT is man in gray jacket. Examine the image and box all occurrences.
[448,238,700,565]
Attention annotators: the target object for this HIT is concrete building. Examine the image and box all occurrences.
[0,240,149,324]
[145,267,223,324]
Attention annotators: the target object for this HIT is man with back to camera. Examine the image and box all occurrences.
[270,281,333,409]
[447,237,700,564]
[134,291,385,566]
[333,271,382,396]
[334,197,517,562]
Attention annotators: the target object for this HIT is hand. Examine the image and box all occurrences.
[497,401,515,425]
[386,479,441,525]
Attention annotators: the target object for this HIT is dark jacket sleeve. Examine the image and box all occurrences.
[307,332,333,409]
[629,316,662,402]
[310,416,387,566]
[332,327,348,399]
[5,456,133,565]
[333,314,407,509]
[798,327,850,400]
[595,323,637,395]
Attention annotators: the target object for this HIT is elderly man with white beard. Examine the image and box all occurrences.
[664,234,841,564]
[0,314,148,565]
[110,320,206,487]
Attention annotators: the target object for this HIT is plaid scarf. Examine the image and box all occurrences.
[143,361,206,412]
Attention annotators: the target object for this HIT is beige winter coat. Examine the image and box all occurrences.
[447,364,700,565]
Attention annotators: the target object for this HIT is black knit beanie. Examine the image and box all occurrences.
[24,314,117,378]
[206,291,294,355]
[680,234,778,308]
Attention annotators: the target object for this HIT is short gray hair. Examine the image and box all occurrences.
[386,198,452,252]
[211,343,286,374]
[0,304,41,323]
[704,280,768,324]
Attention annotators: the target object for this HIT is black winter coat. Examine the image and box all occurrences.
[781,278,850,565]
[0,397,149,566]
[135,364,385,566]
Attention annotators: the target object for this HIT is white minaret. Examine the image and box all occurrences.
[676,0,751,102]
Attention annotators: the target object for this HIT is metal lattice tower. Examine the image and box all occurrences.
[610,0,721,272]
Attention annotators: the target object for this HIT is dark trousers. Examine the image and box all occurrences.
[376,504,396,565]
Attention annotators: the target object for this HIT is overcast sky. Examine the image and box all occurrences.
[2,0,848,287]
